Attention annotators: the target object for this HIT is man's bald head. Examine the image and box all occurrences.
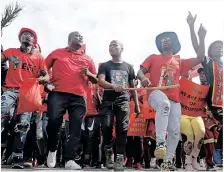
[68,31,83,50]
[109,40,123,58]
[110,40,123,48]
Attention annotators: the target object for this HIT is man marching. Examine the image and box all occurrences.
[45,31,97,170]
[1,28,50,169]
[98,40,140,171]
[187,11,223,166]
[137,25,206,170]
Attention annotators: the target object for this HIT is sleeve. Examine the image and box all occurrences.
[129,65,136,81]
[45,50,57,70]
[2,48,14,60]
[180,58,194,75]
[97,63,106,76]
[89,59,97,75]
[140,55,153,72]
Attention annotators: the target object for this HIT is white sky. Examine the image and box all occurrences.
[1,0,224,83]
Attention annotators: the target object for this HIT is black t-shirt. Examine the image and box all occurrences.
[98,60,135,101]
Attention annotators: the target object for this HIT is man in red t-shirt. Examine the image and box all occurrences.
[45,31,97,170]
[137,28,206,170]
[1,28,49,169]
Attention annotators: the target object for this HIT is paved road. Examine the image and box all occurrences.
[1,166,223,171]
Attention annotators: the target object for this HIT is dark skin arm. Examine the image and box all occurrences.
[129,79,140,115]
[38,70,50,84]
[1,53,6,62]
[98,74,114,89]
[190,24,206,68]
[187,12,199,54]
[82,67,98,84]
[186,12,206,67]
[137,67,152,87]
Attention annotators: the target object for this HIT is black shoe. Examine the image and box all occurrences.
[176,164,182,168]
[160,161,177,171]
[12,157,24,169]
[207,164,217,171]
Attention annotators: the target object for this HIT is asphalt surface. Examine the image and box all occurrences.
[1,166,223,171]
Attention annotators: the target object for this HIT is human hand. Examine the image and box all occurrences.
[198,24,207,39]
[186,11,197,28]
[112,85,125,92]
[141,78,151,87]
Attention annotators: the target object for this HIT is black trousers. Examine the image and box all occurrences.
[47,91,86,161]
[99,100,129,155]
[143,137,156,167]
[126,136,143,163]
[83,116,100,157]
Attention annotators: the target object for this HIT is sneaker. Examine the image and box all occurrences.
[47,151,57,168]
[206,164,217,171]
[12,156,24,169]
[126,158,132,168]
[65,160,81,170]
[105,148,114,169]
[154,142,166,159]
[185,155,194,171]
[192,157,206,170]
[114,155,124,171]
[160,161,177,171]
[150,157,157,168]
[199,158,206,168]
[23,160,33,168]
[135,162,143,169]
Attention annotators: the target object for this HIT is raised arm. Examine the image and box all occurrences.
[187,12,199,54]
[182,24,206,71]
[196,24,206,63]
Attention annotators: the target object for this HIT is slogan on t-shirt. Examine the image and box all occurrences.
[127,113,146,136]
[179,78,209,117]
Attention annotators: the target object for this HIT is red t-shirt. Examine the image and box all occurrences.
[3,48,46,88]
[141,54,193,102]
[86,83,98,115]
[45,48,97,98]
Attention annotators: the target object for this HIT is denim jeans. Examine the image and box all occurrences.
[148,90,181,161]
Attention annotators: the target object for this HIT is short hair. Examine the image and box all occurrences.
[197,67,204,74]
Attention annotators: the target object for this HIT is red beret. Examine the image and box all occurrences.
[18,28,38,45]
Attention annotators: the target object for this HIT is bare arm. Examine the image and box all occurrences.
[187,12,199,53]
[86,72,98,84]
[137,67,147,81]
[129,79,140,113]
[98,74,114,89]
[191,24,206,67]
[189,27,199,54]
[1,53,6,62]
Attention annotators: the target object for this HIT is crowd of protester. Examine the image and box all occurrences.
[1,12,223,171]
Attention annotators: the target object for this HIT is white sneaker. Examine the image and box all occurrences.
[192,157,206,171]
[150,158,157,168]
[65,160,81,170]
[47,151,57,168]
[199,159,206,168]
[185,155,194,171]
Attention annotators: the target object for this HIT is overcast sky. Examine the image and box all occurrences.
[1,0,224,83]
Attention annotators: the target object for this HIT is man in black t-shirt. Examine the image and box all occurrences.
[98,40,140,171]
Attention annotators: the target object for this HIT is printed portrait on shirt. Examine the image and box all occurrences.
[111,70,128,87]
[158,62,177,87]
